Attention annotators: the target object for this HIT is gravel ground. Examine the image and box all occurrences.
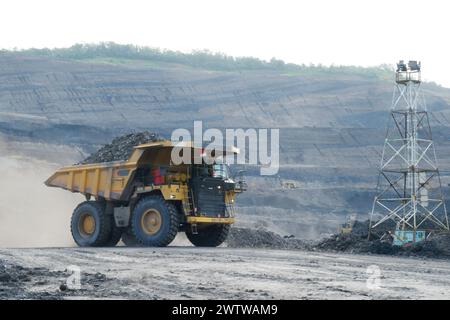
[0,258,110,299]
[1,247,450,300]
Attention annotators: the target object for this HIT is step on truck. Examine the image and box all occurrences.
[45,141,246,247]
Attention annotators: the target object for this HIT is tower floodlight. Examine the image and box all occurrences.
[369,61,449,241]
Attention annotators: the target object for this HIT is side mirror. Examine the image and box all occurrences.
[233,170,246,180]
[233,170,247,192]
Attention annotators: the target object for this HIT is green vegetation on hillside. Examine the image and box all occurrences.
[3,42,392,79]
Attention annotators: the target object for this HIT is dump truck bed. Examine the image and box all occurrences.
[45,140,239,201]
[45,140,173,201]
[45,159,137,200]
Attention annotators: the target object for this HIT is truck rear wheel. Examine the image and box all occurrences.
[121,229,141,247]
[70,201,112,247]
[131,196,180,247]
[186,224,230,247]
[105,221,123,247]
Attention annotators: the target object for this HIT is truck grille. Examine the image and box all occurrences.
[193,178,226,217]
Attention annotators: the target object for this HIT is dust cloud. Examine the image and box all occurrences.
[0,138,83,248]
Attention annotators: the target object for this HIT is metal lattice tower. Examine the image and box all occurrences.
[369,60,449,236]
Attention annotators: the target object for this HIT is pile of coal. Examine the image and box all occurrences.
[79,131,163,164]
[409,233,450,258]
[315,233,399,255]
[223,222,450,259]
[314,220,450,259]
[226,227,308,250]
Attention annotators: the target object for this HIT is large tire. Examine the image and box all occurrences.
[186,224,230,247]
[121,229,141,247]
[131,196,180,247]
[70,201,112,247]
[104,218,123,247]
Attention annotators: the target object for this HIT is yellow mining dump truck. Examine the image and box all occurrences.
[45,141,246,247]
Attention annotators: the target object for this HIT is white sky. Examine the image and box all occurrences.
[1,0,449,87]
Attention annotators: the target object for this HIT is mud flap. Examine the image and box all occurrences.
[114,206,130,227]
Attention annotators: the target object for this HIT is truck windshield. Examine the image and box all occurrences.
[212,164,230,179]
[194,163,230,179]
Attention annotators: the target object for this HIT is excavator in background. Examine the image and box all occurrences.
[339,214,357,235]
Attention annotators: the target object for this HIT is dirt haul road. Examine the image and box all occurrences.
[1,247,450,300]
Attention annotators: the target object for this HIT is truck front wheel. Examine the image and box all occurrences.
[131,196,179,247]
[70,201,112,247]
[186,224,230,247]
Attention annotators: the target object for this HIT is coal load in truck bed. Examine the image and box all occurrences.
[79,131,163,164]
